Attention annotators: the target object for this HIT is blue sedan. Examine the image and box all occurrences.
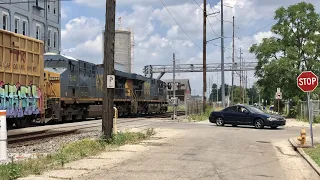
[209,104,286,129]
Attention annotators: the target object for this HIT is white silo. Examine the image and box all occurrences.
[115,30,132,73]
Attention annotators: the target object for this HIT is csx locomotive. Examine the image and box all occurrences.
[0,29,168,129]
[44,53,168,123]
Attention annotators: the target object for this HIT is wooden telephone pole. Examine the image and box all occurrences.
[103,0,116,138]
[203,0,207,112]
[231,16,235,105]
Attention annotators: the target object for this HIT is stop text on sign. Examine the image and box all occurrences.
[298,77,317,86]
[297,71,319,92]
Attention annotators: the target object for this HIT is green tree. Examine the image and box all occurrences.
[249,2,320,102]
[218,84,229,101]
[247,86,259,104]
[209,83,218,102]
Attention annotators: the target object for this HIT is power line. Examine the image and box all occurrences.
[192,0,219,37]
[208,0,220,20]
[207,19,219,37]
[239,21,276,38]
[159,0,202,50]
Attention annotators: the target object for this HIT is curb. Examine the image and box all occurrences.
[288,138,320,176]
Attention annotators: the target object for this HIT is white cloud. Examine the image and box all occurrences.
[116,5,155,42]
[61,16,103,48]
[62,0,320,95]
[253,31,276,44]
[74,0,189,8]
[61,7,69,20]
[62,34,103,64]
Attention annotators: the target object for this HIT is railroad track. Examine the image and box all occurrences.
[8,111,186,130]
[7,111,186,146]
[8,129,78,146]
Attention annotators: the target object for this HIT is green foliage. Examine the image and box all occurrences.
[250,2,320,102]
[273,99,285,113]
[209,84,254,104]
[187,107,219,122]
[313,116,320,124]
[0,129,155,180]
[167,105,185,112]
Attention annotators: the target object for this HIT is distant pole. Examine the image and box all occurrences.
[216,72,219,102]
[243,59,246,103]
[221,0,225,108]
[102,0,116,138]
[245,64,248,104]
[231,16,235,105]
[172,53,176,120]
[239,47,242,103]
[203,0,207,112]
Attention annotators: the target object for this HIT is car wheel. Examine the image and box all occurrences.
[216,117,225,126]
[254,119,264,129]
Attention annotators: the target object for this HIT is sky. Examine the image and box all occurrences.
[60,0,320,96]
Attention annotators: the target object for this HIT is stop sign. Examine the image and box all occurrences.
[297,71,319,92]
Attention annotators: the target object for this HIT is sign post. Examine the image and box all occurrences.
[297,71,319,147]
[275,88,282,113]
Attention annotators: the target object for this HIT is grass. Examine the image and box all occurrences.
[0,128,156,180]
[304,144,320,167]
[167,105,185,112]
[296,116,320,124]
[187,107,221,122]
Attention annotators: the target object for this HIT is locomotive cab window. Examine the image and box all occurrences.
[69,61,75,72]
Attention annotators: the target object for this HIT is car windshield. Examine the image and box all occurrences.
[246,106,265,114]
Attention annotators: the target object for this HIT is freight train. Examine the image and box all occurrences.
[0,29,168,129]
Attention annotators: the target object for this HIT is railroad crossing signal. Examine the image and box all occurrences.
[297,71,318,92]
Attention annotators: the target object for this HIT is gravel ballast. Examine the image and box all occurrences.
[6,131,102,163]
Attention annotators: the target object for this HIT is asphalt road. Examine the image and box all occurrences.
[75,120,320,180]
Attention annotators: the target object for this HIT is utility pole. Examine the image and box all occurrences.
[231,16,235,105]
[243,59,246,104]
[216,72,219,102]
[102,0,116,138]
[245,64,248,104]
[239,47,242,104]
[203,0,207,112]
[172,53,176,120]
[221,0,225,108]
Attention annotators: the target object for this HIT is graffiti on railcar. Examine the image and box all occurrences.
[0,82,42,118]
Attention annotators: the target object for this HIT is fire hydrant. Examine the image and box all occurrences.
[297,129,307,146]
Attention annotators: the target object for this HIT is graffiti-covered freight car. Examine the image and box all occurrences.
[0,29,45,128]
[43,54,168,122]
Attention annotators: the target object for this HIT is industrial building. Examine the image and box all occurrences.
[102,28,134,74]
[163,79,191,103]
[115,29,133,73]
[0,0,61,53]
